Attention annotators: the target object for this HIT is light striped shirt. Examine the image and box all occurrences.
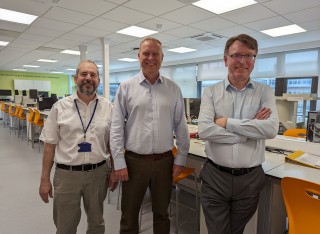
[110,71,190,170]
[198,79,279,168]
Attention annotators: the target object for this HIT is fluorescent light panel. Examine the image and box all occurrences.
[118,58,138,62]
[192,0,257,14]
[12,69,26,71]
[66,68,76,71]
[61,50,81,55]
[23,65,39,68]
[117,26,158,38]
[0,8,38,25]
[51,71,64,74]
[0,41,9,46]
[38,59,58,63]
[261,24,306,37]
[167,47,197,53]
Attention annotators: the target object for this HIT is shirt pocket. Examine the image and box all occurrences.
[92,118,108,136]
[242,104,260,119]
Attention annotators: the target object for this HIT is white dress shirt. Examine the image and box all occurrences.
[40,93,112,165]
[110,71,190,170]
[198,79,279,168]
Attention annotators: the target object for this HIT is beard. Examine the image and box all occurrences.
[79,80,97,96]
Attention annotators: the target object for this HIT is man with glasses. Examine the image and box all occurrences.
[198,34,279,234]
[39,60,117,234]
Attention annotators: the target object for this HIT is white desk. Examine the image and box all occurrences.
[187,136,320,234]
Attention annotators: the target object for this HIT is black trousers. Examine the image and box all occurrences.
[120,152,174,234]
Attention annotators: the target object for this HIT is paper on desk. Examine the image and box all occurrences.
[286,150,320,169]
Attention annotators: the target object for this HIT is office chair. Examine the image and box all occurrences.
[1,101,10,127]
[283,129,307,138]
[8,104,19,135]
[33,109,44,152]
[27,108,35,146]
[281,177,320,234]
[16,105,27,140]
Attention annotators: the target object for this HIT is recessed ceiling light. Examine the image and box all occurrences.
[66,68,76,71]
[51,71,64,74]
[0,41,9,46]
[118,58,139,62]
[61,50,81,55]
[167,47,197,53]
[97,65,102,68]
[23,65,40,68]
[261,24,306,37]
[192,0,257,14]
[0,8,38,25]
[12,69,26,71]
[117,26,158,38]
[38,59,58,63]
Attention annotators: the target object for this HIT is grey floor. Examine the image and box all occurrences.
[0,120,199,234]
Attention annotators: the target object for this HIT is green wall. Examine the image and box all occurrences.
[0,70,69,97]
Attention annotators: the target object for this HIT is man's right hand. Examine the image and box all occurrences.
[115,168,129,182]
[39,180,53,203]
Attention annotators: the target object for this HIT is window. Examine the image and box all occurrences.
[252,78,276,91]
[201,80,222,96]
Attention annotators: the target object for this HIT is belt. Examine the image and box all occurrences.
[207,158,259,176]
[56,160,106,172]
[126,151,173,161]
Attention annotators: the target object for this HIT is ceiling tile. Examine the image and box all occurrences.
[123,0,186,16]
[244,16,292,31]
[164,26,205,39]
[100,6,154,25]
[32,18,78,32]
[160,5,213,25]
[57,0,118,16]
[262,0,320,15]
[84,18,127,32]
[221,4,277,24]
[189,16,236,32]
[284,7,320,24]
[42,7,96,25]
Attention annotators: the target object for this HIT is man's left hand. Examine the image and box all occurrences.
[214,117,227,128]
[108,170,118,192]
[172,164,184,177]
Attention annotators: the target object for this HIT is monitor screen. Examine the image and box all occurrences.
[189,98,201,118]
[38,91,48,97]
[51,93,57,100]
[0,89,12,96]
[14,90,19,95]
[38,97,57,110]
[22,90,27,96]
[29,89,38,99]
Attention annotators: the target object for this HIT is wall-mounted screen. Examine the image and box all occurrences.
[0,89,12,96]
[29,89,38,99]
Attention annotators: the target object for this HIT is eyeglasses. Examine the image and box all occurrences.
[229,54,256,61]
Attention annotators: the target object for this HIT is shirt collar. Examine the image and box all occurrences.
[224,77,254,91]
[138,70,163,84]
[72,92,100,104]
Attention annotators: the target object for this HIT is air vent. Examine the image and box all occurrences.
[190,33,224,41]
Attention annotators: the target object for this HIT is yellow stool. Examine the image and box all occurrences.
[27,108,35,146]
[17,105,27,140]
[1,101,10,127]
[33,109,44,152]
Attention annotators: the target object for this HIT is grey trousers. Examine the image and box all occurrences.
[200,160,266,234]
[120,153,174,234]
[53,163,110,234]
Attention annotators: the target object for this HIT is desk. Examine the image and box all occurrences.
[187,137,320,234]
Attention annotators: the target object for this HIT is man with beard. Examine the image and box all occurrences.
[110,37,189,234]
[198,34,279,234]
[39,60,117,234]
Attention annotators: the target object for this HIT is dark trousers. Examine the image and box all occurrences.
[200,160,266,234]
[120,152,174,234]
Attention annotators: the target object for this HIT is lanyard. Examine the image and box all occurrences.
[74,99,98,140]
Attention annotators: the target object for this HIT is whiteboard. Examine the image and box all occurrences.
[13,79,51,91]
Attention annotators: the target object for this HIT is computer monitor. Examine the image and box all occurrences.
[0,89,12,96]
[22,90,27,96]
[29,89,38,99]
[51,93,57,100]
[189,98,201,118]
[38,97,57,110]
[38,91,48,97]
[14,90,19,95]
